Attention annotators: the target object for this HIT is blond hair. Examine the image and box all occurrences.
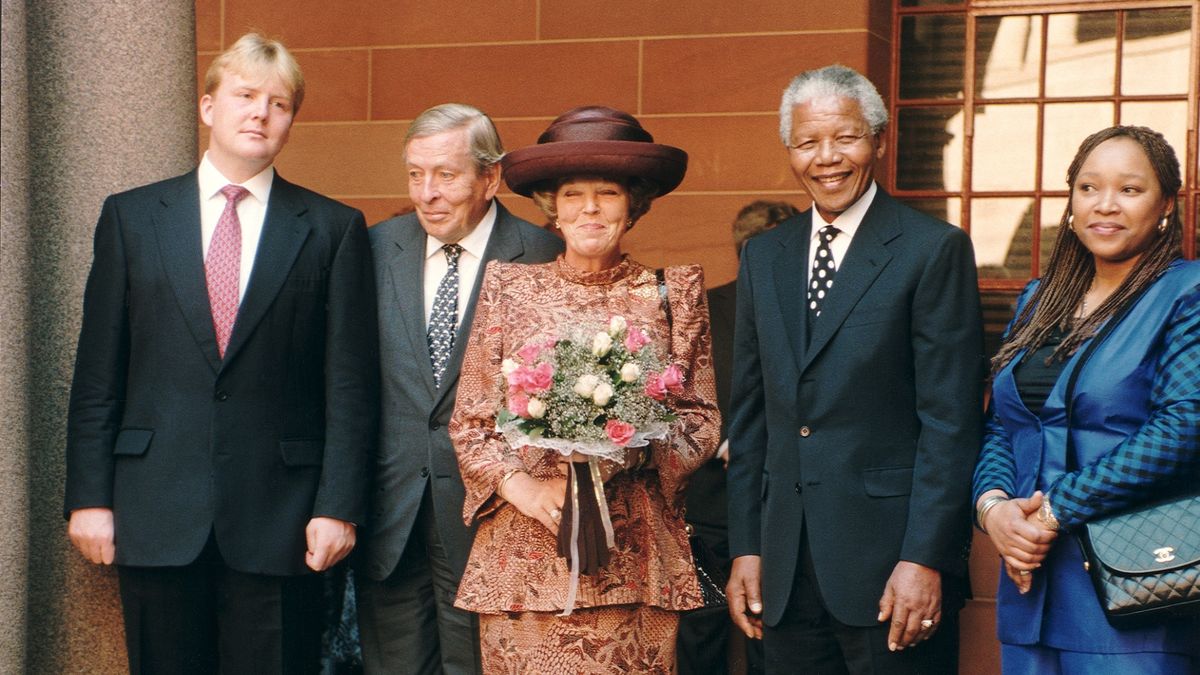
[204,33,305,113]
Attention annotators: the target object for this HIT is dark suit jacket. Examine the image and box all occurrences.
[361,201,563,582]
[726,188,983,627]
[65,170,380,577]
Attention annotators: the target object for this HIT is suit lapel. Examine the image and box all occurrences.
[432,202,527,411]
[800,193,899,373]
[154,172,222,374]
[386,217,439,400]
[221,175,312,367]
[772,214,811,372]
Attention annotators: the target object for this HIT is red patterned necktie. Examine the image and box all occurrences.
[207,185,250,358]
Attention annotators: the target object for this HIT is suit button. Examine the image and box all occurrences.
[794,482,802,495]
[420,467,429,478]
[429,421,440,431]
[215,390,230,402]
[799,426,811,437]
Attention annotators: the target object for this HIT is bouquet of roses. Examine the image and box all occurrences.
[495,314,681,462]
[495,315,683,613]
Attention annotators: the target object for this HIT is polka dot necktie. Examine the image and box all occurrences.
[427,244,463,387]
[206,184,249,358]
[807,225,840,324]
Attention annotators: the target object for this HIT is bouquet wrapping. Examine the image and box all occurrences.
[496,315,682,614]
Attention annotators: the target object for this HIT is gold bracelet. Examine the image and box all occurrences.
[975,494,1008,533]
[1038,496,1061,531]
[496,468,523,500]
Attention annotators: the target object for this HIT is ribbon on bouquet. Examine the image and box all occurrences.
[556,457,616,616]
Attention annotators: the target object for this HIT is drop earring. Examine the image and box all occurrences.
[1158,215,1169,233]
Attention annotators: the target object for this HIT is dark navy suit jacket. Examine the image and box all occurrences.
[65,170,380,576]
[727,188,984,627]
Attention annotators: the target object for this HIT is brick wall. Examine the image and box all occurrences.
[196,0,891,287]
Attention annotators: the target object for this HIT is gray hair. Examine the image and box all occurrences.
[403,103,505,173]
[778,65,888,145]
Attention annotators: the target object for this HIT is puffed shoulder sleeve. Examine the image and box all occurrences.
[655,265,721,506]
[450,261,527,524]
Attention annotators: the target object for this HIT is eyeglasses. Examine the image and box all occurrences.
[786,132,873,156]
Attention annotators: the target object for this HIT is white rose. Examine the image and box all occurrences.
[608,315,627,336]
[526,397,546,419]
[574,374,600,397]
[592,331,613,356]
[500,358,519,376]
[592,381,614,406]
[619,362,641,383]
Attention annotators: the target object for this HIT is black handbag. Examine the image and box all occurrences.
[1062,291,1200,627]
[1076,494,1200,627]
[657,269,728,609]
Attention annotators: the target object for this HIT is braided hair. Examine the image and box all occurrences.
[991,125,1183,374]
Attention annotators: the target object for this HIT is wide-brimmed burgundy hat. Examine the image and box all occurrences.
[502,106,688,197]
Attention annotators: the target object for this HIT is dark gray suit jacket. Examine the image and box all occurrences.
[727,189,984,627]
[361,201,563,581]
[65,170,380,576]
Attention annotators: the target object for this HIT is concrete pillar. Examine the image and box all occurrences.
[1,1,197,671]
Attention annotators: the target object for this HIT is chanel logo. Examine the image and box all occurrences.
[1153,547,1176,563]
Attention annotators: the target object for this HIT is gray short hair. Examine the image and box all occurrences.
[403,103,504,173]
[779,65,888,145]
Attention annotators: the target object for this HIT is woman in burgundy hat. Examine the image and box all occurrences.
[448,106,720,673]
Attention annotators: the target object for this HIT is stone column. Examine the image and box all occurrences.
[5,1,197,672]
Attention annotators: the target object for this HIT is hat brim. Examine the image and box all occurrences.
[502,140,688,197]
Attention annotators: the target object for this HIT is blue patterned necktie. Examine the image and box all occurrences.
[428,244,463,387]
[808,225,840,324]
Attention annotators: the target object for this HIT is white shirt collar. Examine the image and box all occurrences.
[811,181,878,241]
[198,152,274,204]
[424,200,498,260]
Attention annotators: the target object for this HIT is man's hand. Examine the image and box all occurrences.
[68,507,116,564]
[877,561,942,652]
[982,491,1057,573]
[305,517,356,572]
[727,555,764,640]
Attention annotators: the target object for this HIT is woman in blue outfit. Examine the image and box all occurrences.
[972,125,1199,675]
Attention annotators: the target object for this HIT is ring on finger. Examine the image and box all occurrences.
[920,618,935,630]
[1018,569,1031,576]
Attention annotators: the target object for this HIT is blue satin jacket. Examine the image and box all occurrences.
[973,259,1200,653]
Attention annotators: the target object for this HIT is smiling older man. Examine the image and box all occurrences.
[725,65,985,674]
[357,103,562,675]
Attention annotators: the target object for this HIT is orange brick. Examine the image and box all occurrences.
[348,198,414,226]
[196,0,221,51]
[273,122,408,196]
[646,115,797,192]
[959,600,1002,675]
[225,0,535,49]
[541,0,871,39]
[294,50,370,122]
[642,33,874,114]
[371,42,639,120]
[969,529,1001,599]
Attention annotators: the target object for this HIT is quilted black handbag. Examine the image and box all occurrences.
[1076,494,1200,627]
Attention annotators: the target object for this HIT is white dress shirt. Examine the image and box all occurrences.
[806,181,878,285]
[198,152,274,303]
[423,201,498,328]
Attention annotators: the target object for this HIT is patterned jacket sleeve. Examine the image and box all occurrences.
[654,265,722,508]
[1048,283,1200,531]
[451,262,528,525]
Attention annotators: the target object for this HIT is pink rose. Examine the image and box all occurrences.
[605,419,637,447]
[507,391,530,418]
[624,327,652,353]
[506,362,554,395]
[644,375,667,401]
[660,364,684,394]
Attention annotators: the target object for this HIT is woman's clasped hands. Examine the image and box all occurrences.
[978,490,1059,594]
